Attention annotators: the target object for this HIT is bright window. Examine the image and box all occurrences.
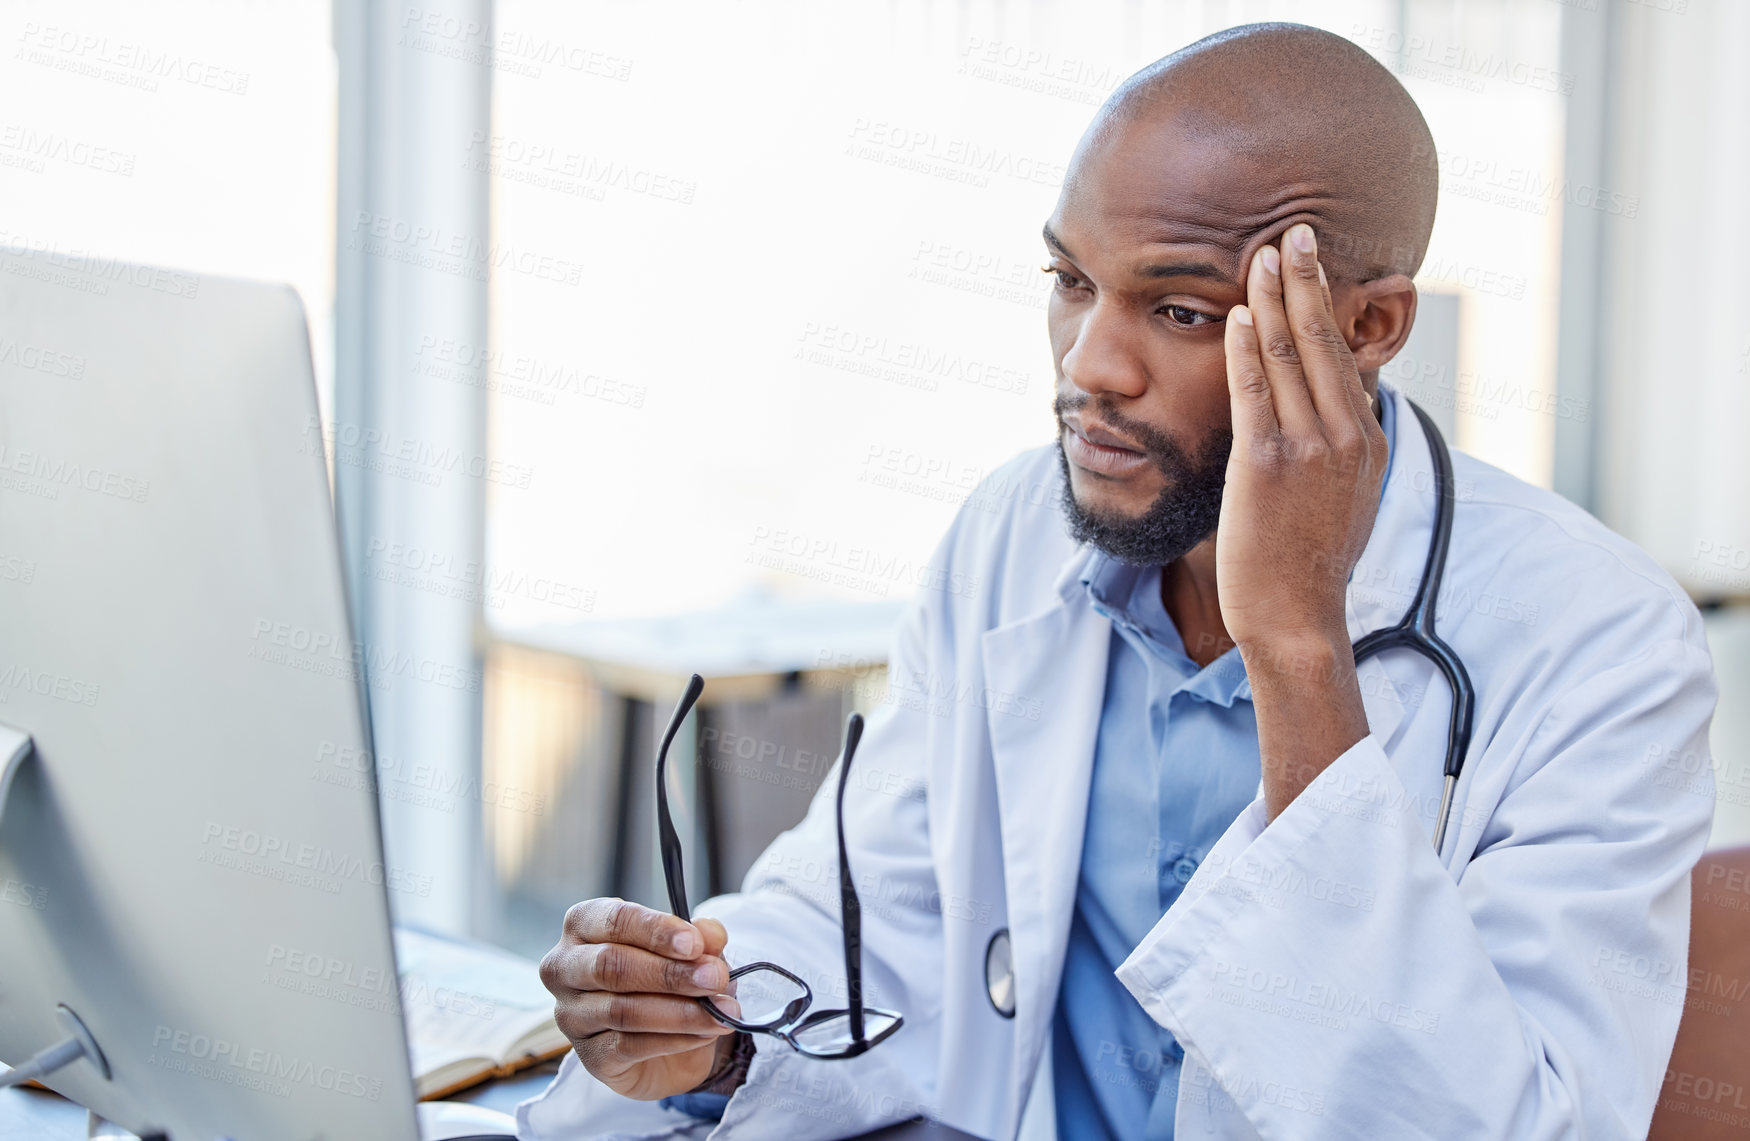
[485,0,1569,627]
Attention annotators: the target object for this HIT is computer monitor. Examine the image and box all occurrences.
[0,247,423,1138]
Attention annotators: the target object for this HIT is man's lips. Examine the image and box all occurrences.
[1067,419,1142,452]
[1062,418,1150,477]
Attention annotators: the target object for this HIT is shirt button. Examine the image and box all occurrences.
[1171,856,1199,883]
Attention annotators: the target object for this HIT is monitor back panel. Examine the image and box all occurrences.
[0,249,421,1140]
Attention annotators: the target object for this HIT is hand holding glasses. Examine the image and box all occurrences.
[656,674,904,1060]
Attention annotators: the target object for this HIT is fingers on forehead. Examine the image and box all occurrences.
[1247,245,1285,301]
[1279,231,1325,293]
[1223,305,1278,434]
[1234,215,1315,273]
[1278,244,1342,347]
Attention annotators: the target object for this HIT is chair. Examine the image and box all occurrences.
[1648,846,1750,1139]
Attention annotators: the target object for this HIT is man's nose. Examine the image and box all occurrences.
[1059,301,1148,400]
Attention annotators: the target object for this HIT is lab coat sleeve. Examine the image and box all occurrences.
[1114,637,1716,1140]
[519,539,956,1140]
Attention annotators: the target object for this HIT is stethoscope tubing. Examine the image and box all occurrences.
[1350,399,1475,853]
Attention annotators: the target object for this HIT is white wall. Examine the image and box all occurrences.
[1596,0,1750,600]
[483,0,1572,627]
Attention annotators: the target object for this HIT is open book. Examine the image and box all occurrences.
[395,927,571,1101]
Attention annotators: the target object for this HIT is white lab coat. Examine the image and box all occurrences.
[519,383,1716,1141]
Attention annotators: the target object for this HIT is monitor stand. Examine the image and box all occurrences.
[0,724,30,822]
[1,728,129,1138]
[88,1112,155,1139]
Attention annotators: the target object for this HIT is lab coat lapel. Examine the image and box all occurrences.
[981,549,1109,1132]
[1343,386,1444,755]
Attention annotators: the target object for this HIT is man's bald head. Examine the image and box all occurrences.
[1077,22,1438,281]
[1044,23,1435,567]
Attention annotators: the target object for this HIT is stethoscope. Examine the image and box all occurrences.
[1352,399,1475,856]
[984,399,1475,1019]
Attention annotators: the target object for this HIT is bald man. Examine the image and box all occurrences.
[528,23,1714,1141]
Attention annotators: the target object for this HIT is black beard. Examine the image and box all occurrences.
[1055,396,1233,567]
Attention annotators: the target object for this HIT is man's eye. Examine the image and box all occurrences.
[1043,266,1085,293]
[1162,304,1215,327]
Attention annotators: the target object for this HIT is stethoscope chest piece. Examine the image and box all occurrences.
[985,928,1016,1018]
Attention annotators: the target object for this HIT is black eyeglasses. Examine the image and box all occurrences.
[656,673,904,1060]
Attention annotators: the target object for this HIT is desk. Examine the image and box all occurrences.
[0,1063,558,1141]
[0,1061,985,1139]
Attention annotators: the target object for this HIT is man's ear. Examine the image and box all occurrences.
[1338,274,1417,374]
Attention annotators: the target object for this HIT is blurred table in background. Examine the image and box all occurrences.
[482,595,906,955]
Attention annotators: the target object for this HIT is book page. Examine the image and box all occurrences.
[394,927,561,1092]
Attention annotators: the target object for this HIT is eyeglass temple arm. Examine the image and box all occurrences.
[656,674,706,922]
[836,713,866,1044]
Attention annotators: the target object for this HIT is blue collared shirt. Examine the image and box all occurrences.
[1053,393,1396,1139]
[1051,555,1261,1139]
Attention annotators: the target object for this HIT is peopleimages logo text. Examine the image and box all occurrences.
[199,822,433,898]
[150,1025,383,1101]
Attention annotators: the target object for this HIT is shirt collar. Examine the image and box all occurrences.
[1079,555,1253,707]
[1376,381,1398,508]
